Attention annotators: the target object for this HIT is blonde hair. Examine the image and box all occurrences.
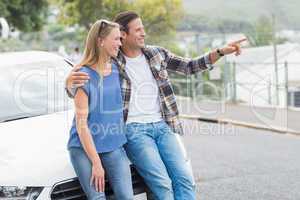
[77,19,119,75]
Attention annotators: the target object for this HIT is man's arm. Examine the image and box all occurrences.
[161,48,214,75]
[162,38,246,75]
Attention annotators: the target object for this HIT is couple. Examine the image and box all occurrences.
[66,11,245,200]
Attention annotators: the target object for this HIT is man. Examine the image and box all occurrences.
[66,11,246,200]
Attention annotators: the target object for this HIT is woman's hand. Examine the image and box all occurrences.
[90,162,105,192]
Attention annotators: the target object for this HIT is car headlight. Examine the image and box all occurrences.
[0,186,43,200]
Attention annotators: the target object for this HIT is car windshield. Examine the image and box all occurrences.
[0,55,73,122]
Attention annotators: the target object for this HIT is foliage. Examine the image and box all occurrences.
[0,0,48,32]
[245,15,287,47]
[55,0,183,43]
[178,14,253,33]
[130,0,183,43]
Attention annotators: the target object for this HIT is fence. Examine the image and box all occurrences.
[170,61,300,108]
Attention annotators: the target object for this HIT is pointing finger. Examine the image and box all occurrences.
[233,37,247,44]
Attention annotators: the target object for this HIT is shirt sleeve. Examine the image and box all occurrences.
[74,80,90,97]
[73,67,90,97]
[65,67,91,98]
[159,46,214,75]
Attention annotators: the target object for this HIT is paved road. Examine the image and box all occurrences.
[177,99,300,133]
[181,119,300,200]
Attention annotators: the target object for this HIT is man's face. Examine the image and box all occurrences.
[122,18,146,49]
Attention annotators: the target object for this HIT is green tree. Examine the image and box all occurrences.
[250,15,273,46]
[56,0,131,29]
[0,0,48,32]
[130,0,183,43]
[245,15,287,47]
[55,0,183,43]
[245,16,273,46]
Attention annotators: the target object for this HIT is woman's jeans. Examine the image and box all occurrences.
[69,146,133,200]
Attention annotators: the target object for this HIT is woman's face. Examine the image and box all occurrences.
[102,27,122,58]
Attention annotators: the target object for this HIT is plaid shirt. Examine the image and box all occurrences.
[114,45,213,135]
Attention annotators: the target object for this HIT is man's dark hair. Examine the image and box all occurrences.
[113,11,140,33]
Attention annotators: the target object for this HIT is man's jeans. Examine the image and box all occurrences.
[69,147,134,200]
[125,121,196,200]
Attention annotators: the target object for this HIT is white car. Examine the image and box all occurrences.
[0,51,77,199]
[0,51,151,200]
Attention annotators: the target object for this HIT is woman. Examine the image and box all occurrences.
[67,19,133,200]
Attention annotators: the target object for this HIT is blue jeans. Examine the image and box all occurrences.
[125,121,196,200]
[69,147,134,200]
